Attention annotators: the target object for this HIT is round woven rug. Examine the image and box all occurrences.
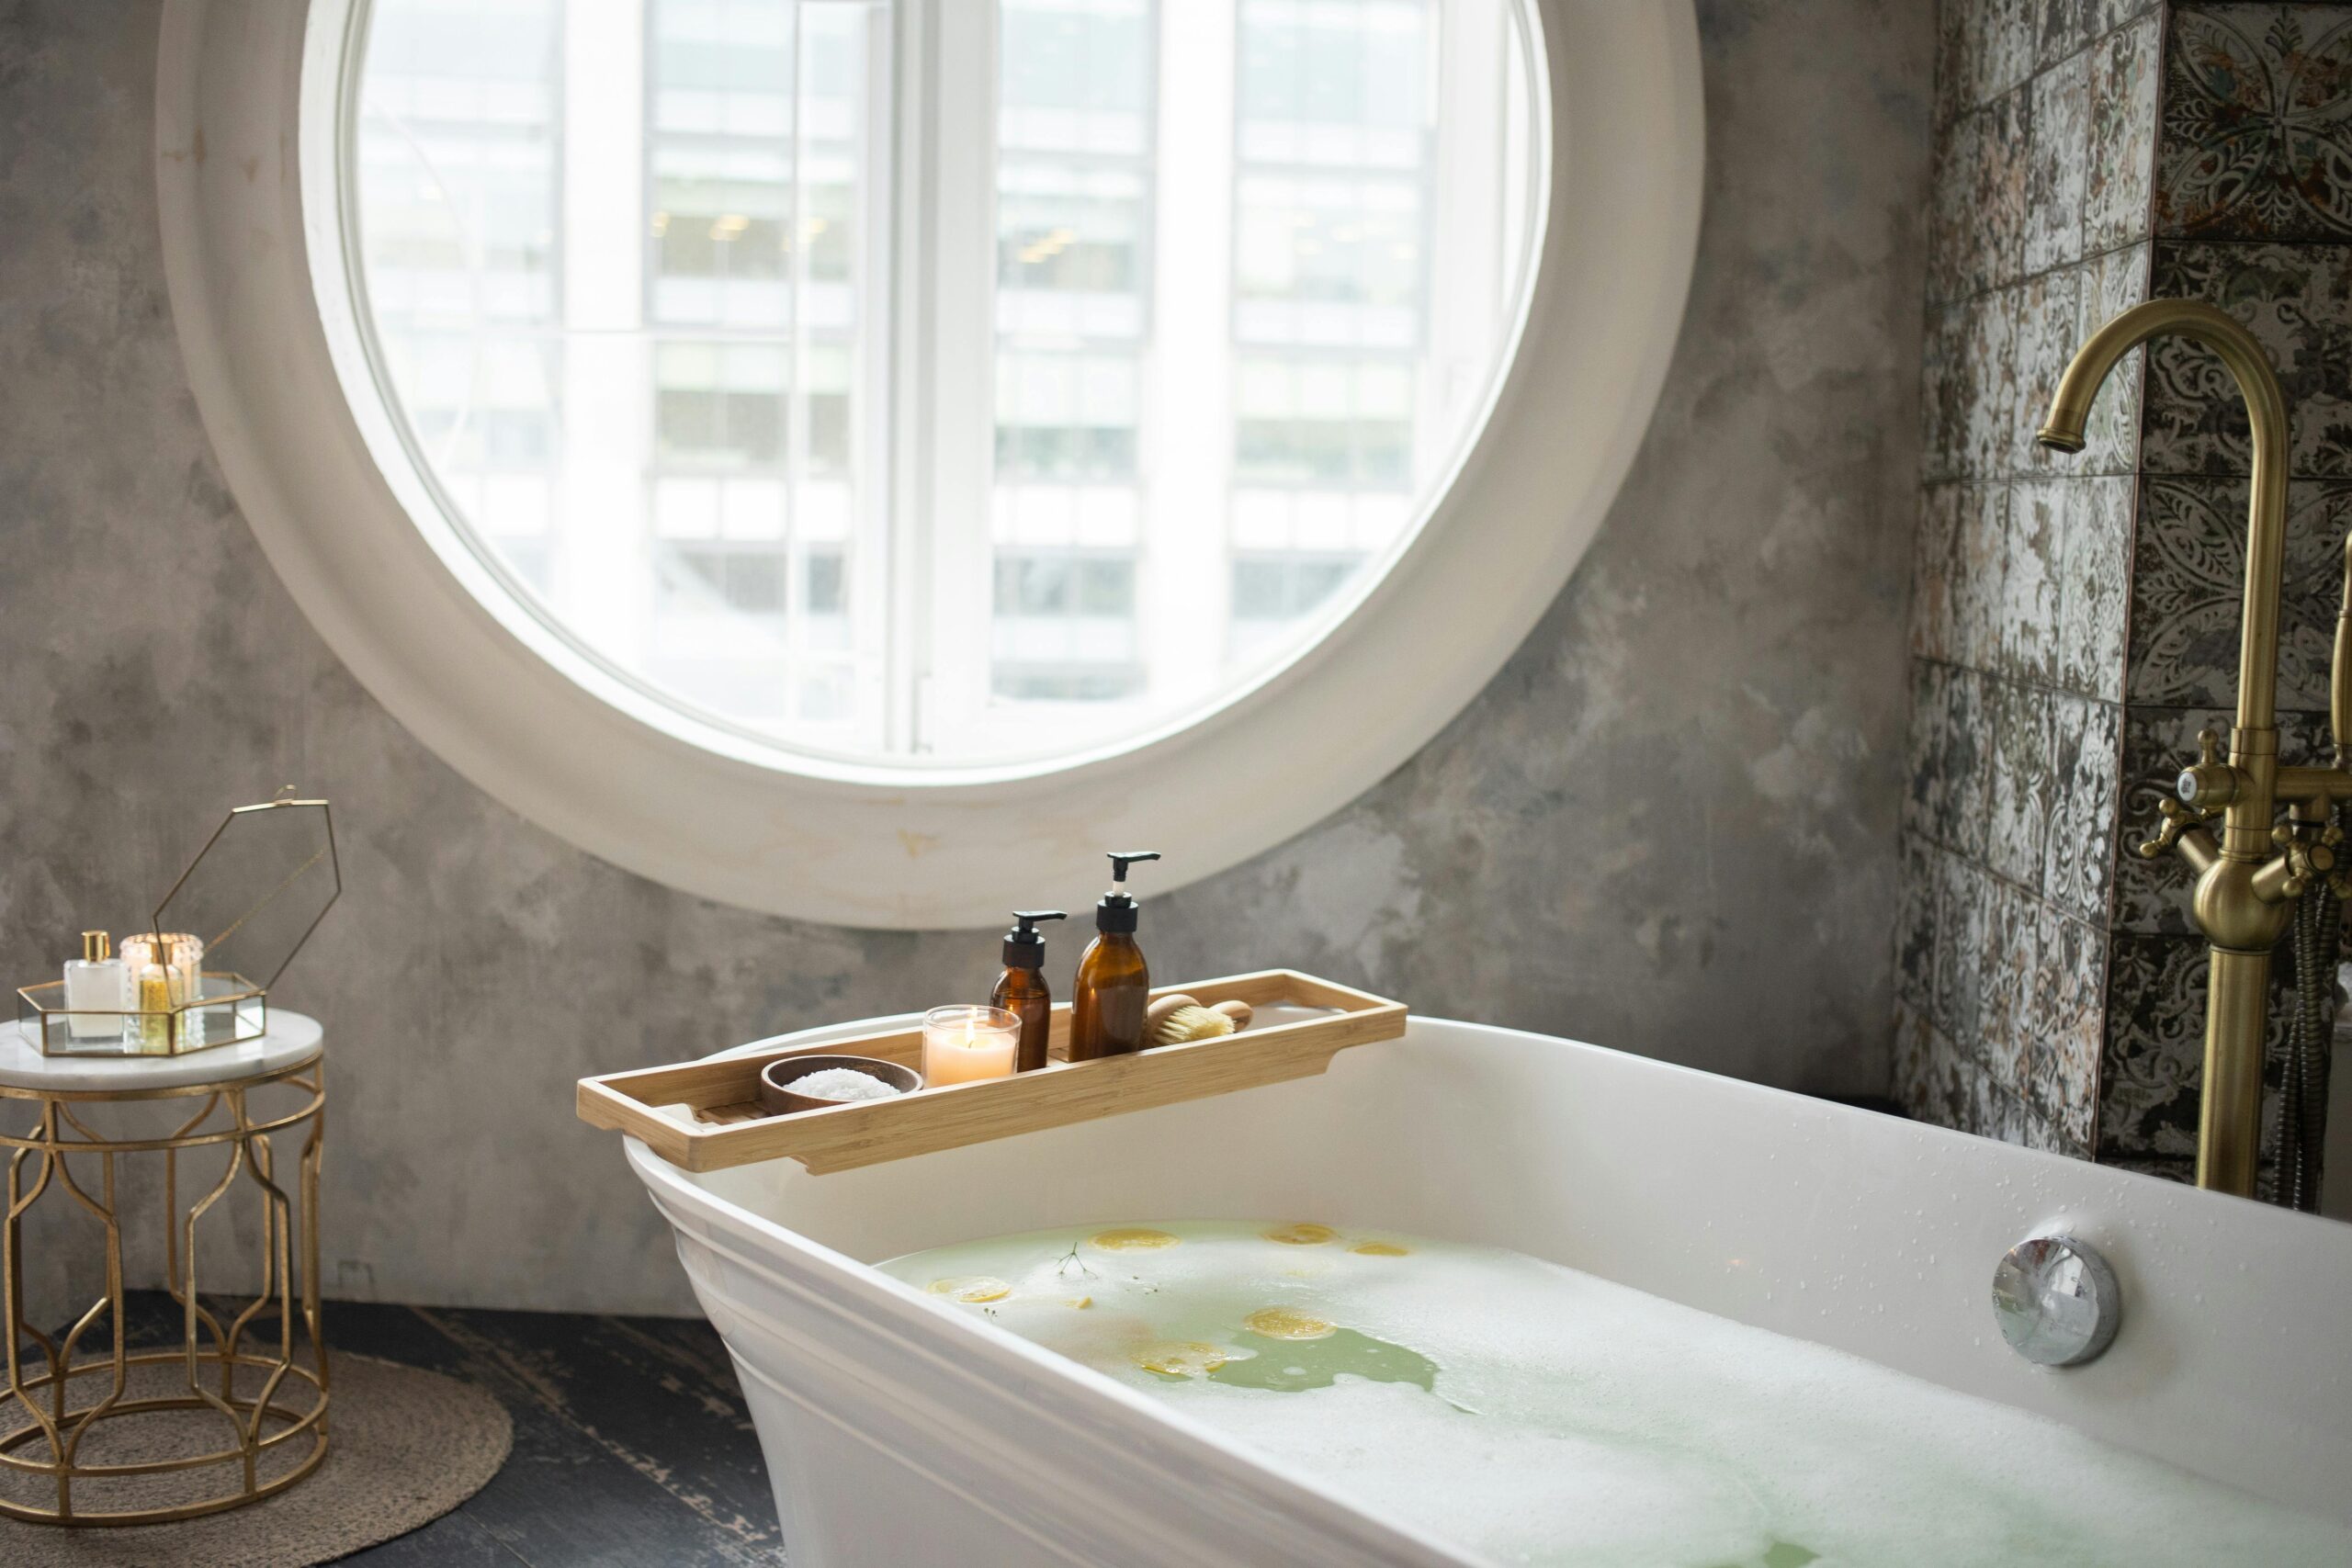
[0,1353,511,1567]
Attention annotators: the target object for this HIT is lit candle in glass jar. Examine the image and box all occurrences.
[921,1005,1020,1087]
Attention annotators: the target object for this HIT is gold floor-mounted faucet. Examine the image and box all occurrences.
[2039,299,2352,1200]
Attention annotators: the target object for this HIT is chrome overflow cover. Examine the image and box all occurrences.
[1991,1235,2120,1367]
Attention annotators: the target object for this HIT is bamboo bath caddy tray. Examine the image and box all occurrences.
[576,969,1407,1174]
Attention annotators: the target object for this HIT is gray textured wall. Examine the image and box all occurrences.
[0,0,1930,1317]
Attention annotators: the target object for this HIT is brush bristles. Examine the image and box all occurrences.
[1151,1004,1236,1046]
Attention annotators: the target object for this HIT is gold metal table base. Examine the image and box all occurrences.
[0,1052,326,1526]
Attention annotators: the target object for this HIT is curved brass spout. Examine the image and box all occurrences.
[2038,299,2303,1199]
[2039,300,2290,736]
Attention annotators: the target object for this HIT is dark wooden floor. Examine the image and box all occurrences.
[105,1291,782,1565]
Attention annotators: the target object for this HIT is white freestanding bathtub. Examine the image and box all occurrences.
[625,1014,2352,1565]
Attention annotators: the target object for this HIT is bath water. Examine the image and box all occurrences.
[879,1220,2352,1567]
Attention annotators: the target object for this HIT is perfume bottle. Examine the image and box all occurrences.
[62,931,129,1043]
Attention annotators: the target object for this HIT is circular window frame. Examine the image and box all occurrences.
[156,0,1703,930]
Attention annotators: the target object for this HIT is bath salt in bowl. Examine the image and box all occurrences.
[757,1055,922,1116]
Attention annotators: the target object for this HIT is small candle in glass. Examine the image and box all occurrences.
[921,1005,1020,1087]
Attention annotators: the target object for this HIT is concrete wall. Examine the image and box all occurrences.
[0,0,1930,1317]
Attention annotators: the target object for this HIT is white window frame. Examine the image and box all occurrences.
[156,0,1702,928]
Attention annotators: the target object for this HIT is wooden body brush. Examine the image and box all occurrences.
[1145,994,1253,1046]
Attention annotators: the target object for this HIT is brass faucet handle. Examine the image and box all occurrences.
[2197,728,2225,767]
[2138,797,2216,860]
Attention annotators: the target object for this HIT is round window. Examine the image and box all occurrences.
[158,0,1700,923]
[347,0,1544,769]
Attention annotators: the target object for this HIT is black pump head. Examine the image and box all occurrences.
[1002,908,1068,964]
[1096,851,1161,931]
[1105,850,1161,885]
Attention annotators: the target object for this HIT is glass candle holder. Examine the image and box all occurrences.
[921,1005,1020,1088]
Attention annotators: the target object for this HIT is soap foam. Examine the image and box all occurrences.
[880,1221,2352,1567]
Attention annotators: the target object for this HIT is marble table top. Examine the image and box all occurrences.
[0,1010,322,1092]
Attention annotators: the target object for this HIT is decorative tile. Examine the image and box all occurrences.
[1934,851,1993,1044]
[1951,482,2009,671]
[2029,905,2107,1146]
[2037,0,2088,72]
[1893,998,1938,1116]
[2026,54,2091,274]
[2075,243,2150,475]
[1988,680,2057,888]
[1904,659,1955,845]
[2084,0,2159,43]
[1913,485,1963,662]
[2156,6,2352,242]
[2015,268,2085,477]
[2102,1153,2196,1184]
[1980,0,2044,107]
[1963,289,2023,479]
[1946,668,1996,863]
[1978,876,2043,1096]
[2123,477,2344,710]
[1937,0,1975,130]
[2053,474,2132,701]
[1921,301,1973,484]
[1895,834,1939,1013]
[1922,1031,1976,1132]
[2100,931,2298,1163]
[2020,1104,2093,1157]
[2110,705,2225,936]
[2099,932,2211,1159]
[2086,13,2162,253]
[1949,92,2031,300]
[2002,479,2064,681]
[2143,241,2352,478]
[2043,693,2121,921]
[1971,1070,2032,1145]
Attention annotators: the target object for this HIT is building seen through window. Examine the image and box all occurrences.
[354,0,1532,765]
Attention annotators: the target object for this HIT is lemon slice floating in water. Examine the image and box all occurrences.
[1089,1227,1180,1252]
[1351,1242,1409,1257]
[1244,1306,1337,1340]
[1133,1341,1236,1377]
[926,1276,1011,1303]
[1261,1222,1337,1246]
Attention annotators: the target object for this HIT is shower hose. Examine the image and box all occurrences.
[2278,812,2340,1213]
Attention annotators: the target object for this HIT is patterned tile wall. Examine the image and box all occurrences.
[1903,0,2352,1189]
[1899,0,2164,1160]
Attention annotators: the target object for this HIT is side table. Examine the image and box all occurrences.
[0,1011,326,1525]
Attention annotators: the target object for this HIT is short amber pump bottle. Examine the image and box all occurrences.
[992,909,1068,1072]
[1069,851,1160,1060]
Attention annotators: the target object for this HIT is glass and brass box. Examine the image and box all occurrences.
[14,795,339,1057]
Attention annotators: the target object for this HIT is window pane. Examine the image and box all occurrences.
[357,0,888,751]
[352,0,1539,766]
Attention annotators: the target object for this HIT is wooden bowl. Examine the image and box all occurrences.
[758,1054,922,1116]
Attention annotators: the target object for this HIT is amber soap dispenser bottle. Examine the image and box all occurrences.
[1069,851,1160,1060]
[992,909,1068,1072]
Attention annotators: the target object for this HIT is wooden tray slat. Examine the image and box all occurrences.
[577,969,1406,1174]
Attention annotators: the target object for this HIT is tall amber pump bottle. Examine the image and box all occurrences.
[992,909,1068,1072]
[1069,851,1160,1060]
